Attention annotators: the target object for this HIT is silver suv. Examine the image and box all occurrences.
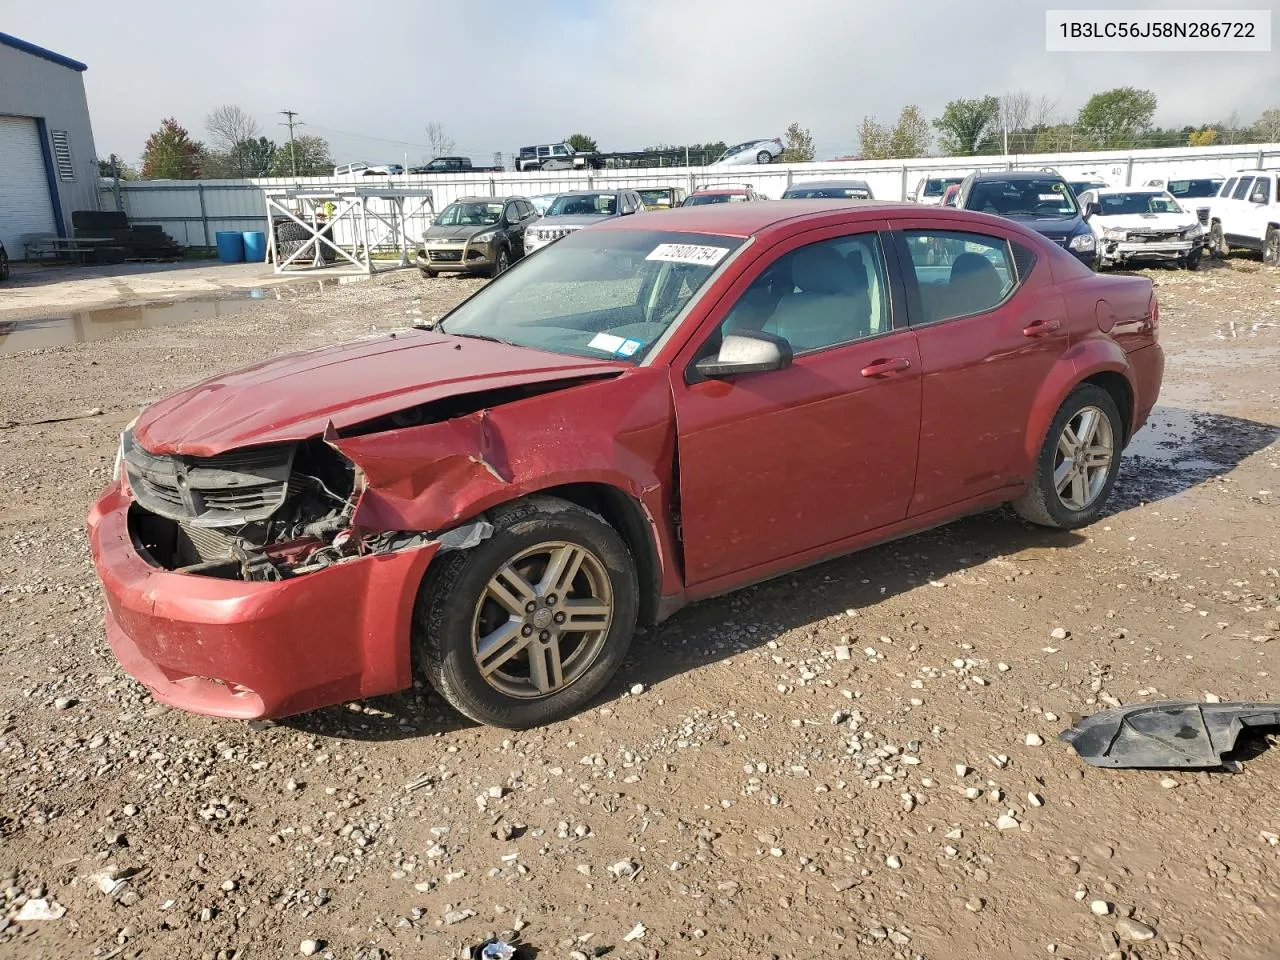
[523,190,646,254]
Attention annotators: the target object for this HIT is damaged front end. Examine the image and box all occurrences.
[120,431,429,582]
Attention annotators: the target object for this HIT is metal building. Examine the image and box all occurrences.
[0,32,98,258]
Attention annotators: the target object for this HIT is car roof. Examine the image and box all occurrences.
[1093,187,1164,195]
[451,196,507,204]
[971,170,1065,181]
[593,200,940,237]
[786,179,871,189]
[557,189,624,196]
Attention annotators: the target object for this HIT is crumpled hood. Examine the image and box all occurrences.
[134,330,623,457]
[423,223,493,242]
[1004,214,1084,241]
[1092,211,1198,232]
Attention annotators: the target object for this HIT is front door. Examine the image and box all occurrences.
[1241,174,1276,248]
[671,225,923,588]
[891,222,1069,516]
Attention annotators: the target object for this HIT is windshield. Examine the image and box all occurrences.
[436,201,503,227]
[638,189,673,207]
[784,186,870,199]
[547,193,618,216]
[967,178,1078,218]
[439,229,743,362]
[684,193,743,206]
[922,177,963,197]
[1166,179,1222,198]
[1097,192,1184,215]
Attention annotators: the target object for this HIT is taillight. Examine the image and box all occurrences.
[1151,295,1160,330]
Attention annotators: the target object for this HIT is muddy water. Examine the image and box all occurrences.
[0,294,277,355]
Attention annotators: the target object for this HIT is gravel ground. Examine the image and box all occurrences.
[0,261,1278,960]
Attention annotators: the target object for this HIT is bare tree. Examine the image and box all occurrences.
[1031,95,1059,128]
[425,122,456,158]
[205,105,261,153]
[1000,91,1033,137]
[1257,106,1280,142]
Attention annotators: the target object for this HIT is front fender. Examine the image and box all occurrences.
[1022,336,1134,471]
[331,367,682,597]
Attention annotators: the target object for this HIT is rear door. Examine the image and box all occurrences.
[1221,175,1254,242]
[891,219,1067,516]
[670,223,923,588]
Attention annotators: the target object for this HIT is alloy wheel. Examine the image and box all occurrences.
[471,541,613,699]
[1053,405,1115,511]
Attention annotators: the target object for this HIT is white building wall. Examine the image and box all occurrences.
[0,41,99,227]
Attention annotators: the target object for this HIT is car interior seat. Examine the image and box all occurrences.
[947,252,1005,318]
[763,246,864,351]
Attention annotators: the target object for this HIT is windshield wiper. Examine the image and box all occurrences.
[444,330,519,347]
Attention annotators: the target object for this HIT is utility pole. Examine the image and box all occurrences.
[280,110,300,175]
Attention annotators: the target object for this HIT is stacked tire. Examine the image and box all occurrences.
[273,219,338,265]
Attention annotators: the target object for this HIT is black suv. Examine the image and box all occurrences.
[956,171,1097,268]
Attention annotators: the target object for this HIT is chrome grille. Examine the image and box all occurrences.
[124,438,295,528]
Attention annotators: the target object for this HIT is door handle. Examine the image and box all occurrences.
[1022,318,1061,337]
[860,357,912,378]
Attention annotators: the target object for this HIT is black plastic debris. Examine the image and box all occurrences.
[1060,701,1280,769]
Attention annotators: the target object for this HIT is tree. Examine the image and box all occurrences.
[1257,107,1280,142]
[425,122,455,157]
[97,154,138,180]
[566,133,598,153]
[205,105,260,153]
[269,135,332,177]
[227,136,277,177]
[781,122,815,162]
[933,96,1001,155]
[858,116,892,160]
[1074,87,1157,149]
[1188,127,1218,147]
[888,105,931,158]
[141,118,202,179]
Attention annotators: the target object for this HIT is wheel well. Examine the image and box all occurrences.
[1082,371,1133,444]
[537,483,662,626]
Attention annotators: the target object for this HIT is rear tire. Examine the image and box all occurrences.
[1265,226,1280,267]
[756,150,773,164]
[0,249,8,283]
[1014,384,1123,529]
[415,496,639,729]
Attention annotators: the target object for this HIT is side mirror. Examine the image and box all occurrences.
[694,332,793,379]
[906,191,918,202]
[1085,201,1102,218]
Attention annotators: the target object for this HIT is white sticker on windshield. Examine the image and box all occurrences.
[646,243,731,266]
[1038,193,1062,201]
[588,332,626,354]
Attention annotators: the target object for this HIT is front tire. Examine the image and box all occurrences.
[492,247,510,277]
[1014,384,1123,529]
[419,266,437,279]
[1181,247,1202,270]
[415,496,639,728]
[1265,226,1280,267]
[1209,221,1228,259]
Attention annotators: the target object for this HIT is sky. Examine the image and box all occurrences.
[7,0,1280,166]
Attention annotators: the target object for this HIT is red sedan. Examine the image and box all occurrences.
[88,201,1164,728]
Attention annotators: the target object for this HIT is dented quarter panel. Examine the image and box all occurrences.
[334,366,685,601]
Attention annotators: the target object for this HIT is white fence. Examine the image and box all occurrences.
[99,142,1280,250]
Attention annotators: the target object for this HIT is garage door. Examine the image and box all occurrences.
[0,116,58,259]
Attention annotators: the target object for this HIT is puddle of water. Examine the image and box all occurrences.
[0,289,285,356]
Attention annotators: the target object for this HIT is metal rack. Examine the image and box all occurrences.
[263,186,435,275]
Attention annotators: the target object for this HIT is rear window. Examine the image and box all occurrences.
[1166,179,1222,199]
[922,177,963,197]
[784,186,871,199]
[683,193,744,206]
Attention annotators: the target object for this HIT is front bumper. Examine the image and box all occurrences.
[87,484,438,719]
[1100,239,1198,263]
[415,240,498,273]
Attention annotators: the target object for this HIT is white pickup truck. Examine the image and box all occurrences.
[1207,169,1280,265]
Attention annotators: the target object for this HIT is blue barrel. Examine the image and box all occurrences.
[241,230,267,262]
[215,231,244,263]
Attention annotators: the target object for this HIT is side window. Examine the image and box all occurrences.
[502,203,518,223]
[1249,178,1270,204]
[1221,177,1237,198]
[518,200,534,219]
[553,144,569,157]
[1231,176,1254,200]
[713,233,892,356]
[900,230,1017,325]
[537,146,549,158]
